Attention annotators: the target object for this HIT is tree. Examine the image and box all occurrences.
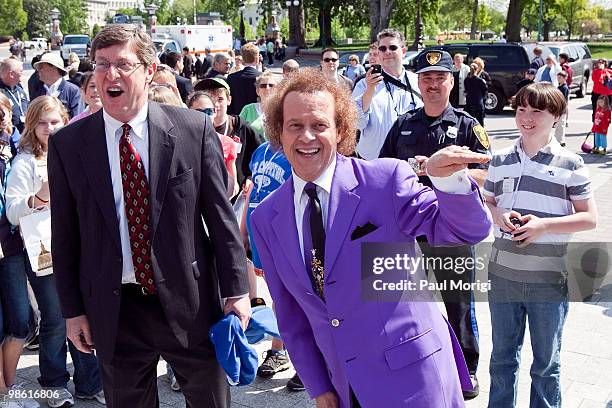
[0,0,27,36]
[470,0,478,40]
[23,0,50,38]
[505,0,528,42]
[391,0,438,42]
[51,0,87,35]
[369,0,395,42]
[558,0,588,39]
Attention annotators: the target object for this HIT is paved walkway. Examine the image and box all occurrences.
[6,51,612,407]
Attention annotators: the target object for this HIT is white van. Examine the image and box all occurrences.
[60,34,90,63]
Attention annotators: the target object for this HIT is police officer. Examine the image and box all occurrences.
[379,50,490,400]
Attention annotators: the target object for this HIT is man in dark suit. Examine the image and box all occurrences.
[33,53,82,118]
[166,51,193,103]
[182,46,194,79]
[226,42,261,115]
[48,24,250,408]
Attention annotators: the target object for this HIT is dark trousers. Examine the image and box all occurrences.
[465,105,485,127]
[592,92,600,122]
[100,287,230,408]
[418,242,480,374]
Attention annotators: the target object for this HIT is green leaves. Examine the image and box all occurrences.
[0,0,27,36]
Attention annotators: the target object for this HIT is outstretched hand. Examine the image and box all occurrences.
[426,145,490,178]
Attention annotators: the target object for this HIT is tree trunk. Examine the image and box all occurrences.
[505,0,525,42]
[369,0,396,42]
[287,2,306,48]
[470,0,478,40]
[543,19,552,41]
[314,7,333,47]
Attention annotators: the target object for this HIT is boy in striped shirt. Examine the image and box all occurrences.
[483,83,597,408]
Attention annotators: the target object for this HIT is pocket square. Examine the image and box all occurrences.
[351,222,379,241]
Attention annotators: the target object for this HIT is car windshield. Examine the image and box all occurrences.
[153,41,165,52]
[64,36,89,45]
[547,47,560,58]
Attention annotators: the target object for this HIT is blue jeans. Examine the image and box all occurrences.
[25,257,102,395]
[0,253,31,342]
[594,133,607,149]
[488,273,568,408]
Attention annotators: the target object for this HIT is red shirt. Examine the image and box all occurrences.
[217,133,237,163]
[592,68,612,96]
[592,108,611,135]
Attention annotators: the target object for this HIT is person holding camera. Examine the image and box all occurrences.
[483,83,597,408]
[379,50,491,400]
[351,29,422,160]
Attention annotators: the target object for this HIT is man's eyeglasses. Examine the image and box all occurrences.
[93,61,145,73]
[196,108,216,116]
[322,58,338,63]
[378,45,399,52]
[258,83,275,89]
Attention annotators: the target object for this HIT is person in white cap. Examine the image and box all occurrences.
[33,53,82,118]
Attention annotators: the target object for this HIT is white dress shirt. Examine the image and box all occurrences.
[103,104,150,284]
[291,157,472,264]
[46,77,63,97]
[292,156,335,264]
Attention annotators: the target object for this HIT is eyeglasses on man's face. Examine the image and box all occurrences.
[258,83,275,89]
[322,58,338,63]
[93,60,145,73]
[196,108,216,116]
[378,44,399,53]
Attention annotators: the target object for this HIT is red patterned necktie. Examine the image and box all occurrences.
[119,124,156,294]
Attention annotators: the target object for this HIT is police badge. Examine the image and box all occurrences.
[426,52,442,65]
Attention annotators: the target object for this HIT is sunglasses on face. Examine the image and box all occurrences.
[196,108,216,116]
[378,45,399,52]
[258,83,274,89]
[323,58,338,63]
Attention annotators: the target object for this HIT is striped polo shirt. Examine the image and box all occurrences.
[483,138,592,283]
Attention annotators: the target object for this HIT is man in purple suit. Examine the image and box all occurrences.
[250,68,492,408]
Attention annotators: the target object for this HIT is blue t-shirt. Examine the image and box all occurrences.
[541,67,552,83]
[246,142,292,268]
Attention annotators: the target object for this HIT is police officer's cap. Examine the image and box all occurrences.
[416,50,453,74]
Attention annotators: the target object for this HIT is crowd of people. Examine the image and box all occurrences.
[0,23,603,408]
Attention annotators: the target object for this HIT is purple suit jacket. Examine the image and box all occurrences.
[251,155,491,407]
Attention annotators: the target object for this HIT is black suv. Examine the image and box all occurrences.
[412,44,530,114]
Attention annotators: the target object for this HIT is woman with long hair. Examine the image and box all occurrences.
[0,93,35,407]
[6,96,105,407]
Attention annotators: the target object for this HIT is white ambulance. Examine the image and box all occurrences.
[151,24,233,55]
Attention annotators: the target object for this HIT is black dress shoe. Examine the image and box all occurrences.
[286,373,305,391]
[463,373,480,400]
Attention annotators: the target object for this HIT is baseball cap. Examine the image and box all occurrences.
[415,50,453,74]
[194,76,230,94]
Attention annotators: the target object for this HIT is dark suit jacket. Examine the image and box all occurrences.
[227,66,261,115]
[174,73,194,103]
[56,79,82,119]
[27,72,46,101]
[48,102,249,363]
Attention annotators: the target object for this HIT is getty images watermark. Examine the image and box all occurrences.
[370,252,491,293]
[360,242,612,302]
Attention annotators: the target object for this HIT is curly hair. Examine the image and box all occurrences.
[20,96,69,158]
[263,67,357,156]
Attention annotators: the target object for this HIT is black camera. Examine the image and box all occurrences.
[371,64,382,74]
[510,217,525,243]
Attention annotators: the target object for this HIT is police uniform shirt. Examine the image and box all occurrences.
[379,104,490,188]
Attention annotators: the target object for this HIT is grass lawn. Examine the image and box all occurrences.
[588,43,612,59]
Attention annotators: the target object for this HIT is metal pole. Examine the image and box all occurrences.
[537,0,543,41]
[193,0,196,24]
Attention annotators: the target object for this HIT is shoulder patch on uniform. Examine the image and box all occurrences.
[473,125,490,150]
